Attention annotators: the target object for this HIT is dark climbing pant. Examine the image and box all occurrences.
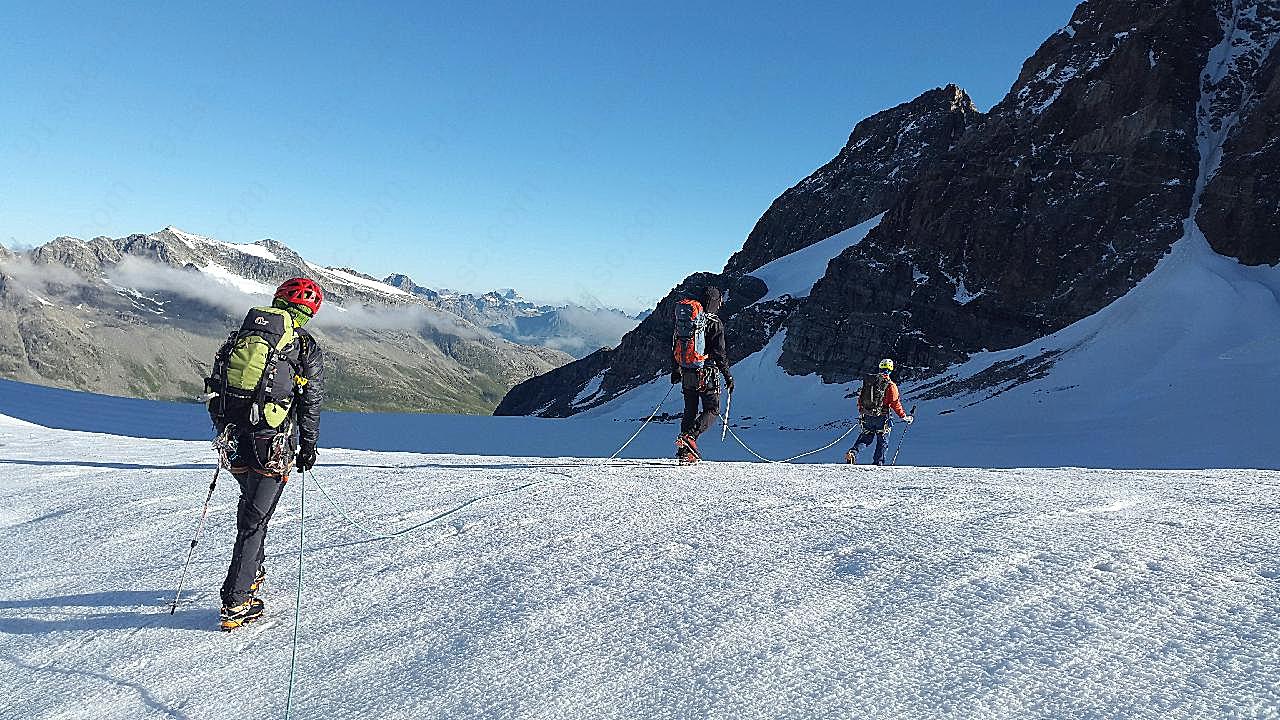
[848,427,892,465]
[681,389,721,439]
[221,469,288,607]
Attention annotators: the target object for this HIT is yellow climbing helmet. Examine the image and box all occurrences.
[878,358,894,372]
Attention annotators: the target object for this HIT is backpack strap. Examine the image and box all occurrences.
[207,331,240,422]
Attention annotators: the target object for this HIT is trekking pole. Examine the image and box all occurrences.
[170,466,220,614]
[721,390,732,441]
[890,405,918,466]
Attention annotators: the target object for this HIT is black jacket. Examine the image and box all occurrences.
[293,328,325,449]
[672,313,731,379]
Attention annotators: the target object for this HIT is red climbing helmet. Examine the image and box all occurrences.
[274,277,323,315]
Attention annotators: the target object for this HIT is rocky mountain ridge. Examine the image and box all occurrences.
[0,226,595,413]
[498,0,1280,418]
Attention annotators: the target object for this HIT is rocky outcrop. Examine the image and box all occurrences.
[495,270,798,417]
[724,85,981,275]
[779,0,1224,382]
[498,85,984,416]
[500,0,1280,418]
[1197,5,1280,265]
[384,273,442,300]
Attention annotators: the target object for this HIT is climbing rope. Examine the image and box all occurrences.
[265,380,862,717]
[307,470,553,541]
[604,383,676,461]
[722,420,859,464]
[282,470,557,718]
[285,471,306,720]
[594,378,858,465]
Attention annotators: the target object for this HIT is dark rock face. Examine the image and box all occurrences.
[1197,6,1280,265]
[497,86,982,417]
[494,270,797,417]
[780,0,1222,383]
[724,85,981,276]
[500,0,1280,417]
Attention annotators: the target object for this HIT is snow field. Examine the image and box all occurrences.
[1,417,1277,719]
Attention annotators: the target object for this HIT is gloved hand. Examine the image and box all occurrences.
[725,375,735,394]
[297,444,318,472]
[671,370,681,385]
[903,415,914,425]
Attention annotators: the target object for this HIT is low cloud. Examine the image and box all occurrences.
[109,256,260,316]
[105,256,489,339]
[497,305,639,357]
[313,301,493,340]
[0,255,89,294]
[3,253,578,349]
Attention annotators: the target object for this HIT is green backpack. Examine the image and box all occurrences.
[206,306,303,430]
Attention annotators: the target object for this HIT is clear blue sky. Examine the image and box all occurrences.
[1,1,1078,312]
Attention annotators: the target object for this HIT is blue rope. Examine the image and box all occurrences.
[284,471,305,719]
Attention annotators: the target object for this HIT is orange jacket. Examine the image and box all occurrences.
[861,373,907,418]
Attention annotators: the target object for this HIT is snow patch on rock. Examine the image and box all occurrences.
[200,264,274,295]
[746,214,885,303]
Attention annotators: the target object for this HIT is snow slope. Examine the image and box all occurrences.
[1,416,1277,719]
[581,223,1280,470]
[746,214,884,303]
[307,264,410,298]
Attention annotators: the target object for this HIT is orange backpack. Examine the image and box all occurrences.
[673,299,709,369]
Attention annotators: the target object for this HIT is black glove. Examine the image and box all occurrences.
[671,370,682,385]
[297,444,317,473]
[725,375,735,394]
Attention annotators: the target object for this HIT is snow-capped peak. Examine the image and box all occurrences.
[156,226,212,249]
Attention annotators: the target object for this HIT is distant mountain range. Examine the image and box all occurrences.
[0,226,638,414]
[380,274,642,357]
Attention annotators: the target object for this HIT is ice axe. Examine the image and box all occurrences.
[890,404,918,466]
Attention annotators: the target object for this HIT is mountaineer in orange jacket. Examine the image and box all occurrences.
[845,358,913,465]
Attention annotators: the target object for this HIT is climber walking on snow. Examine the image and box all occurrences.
[845,359,913,466]
[203,277,326,630]
[671,286,733,464]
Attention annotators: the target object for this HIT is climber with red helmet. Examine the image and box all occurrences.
[203,276,327,630]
